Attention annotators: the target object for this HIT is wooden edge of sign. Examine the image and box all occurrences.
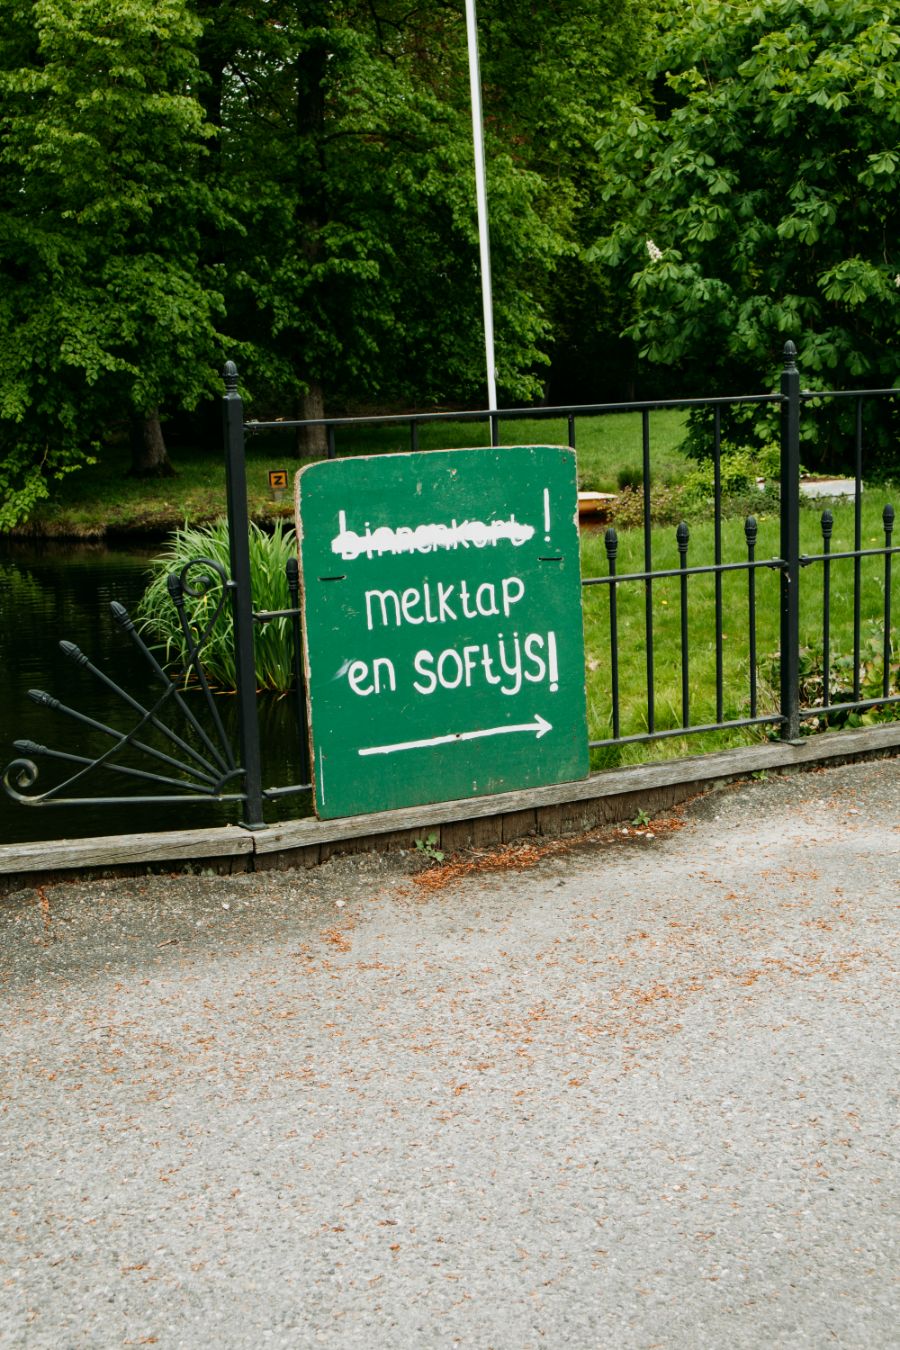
[252,722,900,853]
[0,824,254,875]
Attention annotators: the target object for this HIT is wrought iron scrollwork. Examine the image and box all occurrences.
[3,558,247,810]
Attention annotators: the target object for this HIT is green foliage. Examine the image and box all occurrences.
[137,519,296,691]
[1,0,655,522]
[680,444,781,511]
[215,0,653,413]
[610,441,782,528]
[617,465,645,491]
[761,624,899,730]
[0,0,224,525]
[591,0,900,466]
[414,832,445,865]
[611,482,689,529]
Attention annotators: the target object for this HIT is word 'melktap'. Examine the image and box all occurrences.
[364,576,525,631]
[331,510,534,561]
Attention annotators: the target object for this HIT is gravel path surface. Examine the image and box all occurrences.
[2,758,898,1349]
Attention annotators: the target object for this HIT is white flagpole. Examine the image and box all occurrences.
[464,0,497,415]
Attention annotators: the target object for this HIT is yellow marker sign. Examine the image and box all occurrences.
[268,469,288,491]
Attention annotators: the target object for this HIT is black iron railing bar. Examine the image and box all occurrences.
[112,604,234,778]
[883,505,895,698]
[604,528,621,738]
[821,510,833,708]
[589,713,783,749]
[800,544,900,564]
[243,392,783,434]
[677,521,691,725]
[799,694,900,719]
[582,557,784,586]
[285,556,310,782]
[713,405,724,723]
[25,690,220,788]
[263,781,313,799]
[853,399,864,700]
[254,607,302,622]
[8,791,248,809]
[166,567,236,772]
[60,638,224,781]
[642,409,655,734]
[12,741,237,797]
[745,517,759,718]
[799,388,900,401]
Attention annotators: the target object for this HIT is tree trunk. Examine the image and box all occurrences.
[295,381,328,457]
[127,409,176,478]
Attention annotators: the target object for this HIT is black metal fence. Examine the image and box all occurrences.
[4,342,898,828]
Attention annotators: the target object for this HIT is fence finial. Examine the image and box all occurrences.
[223,360,239,393]
[676,520,690,555]
[883,503,895,532]
[783,340,798,370]
[604,526,618,561]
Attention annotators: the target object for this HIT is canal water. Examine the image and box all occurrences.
[0,542,311,846]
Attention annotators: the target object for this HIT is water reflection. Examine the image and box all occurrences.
[0,541,311,845]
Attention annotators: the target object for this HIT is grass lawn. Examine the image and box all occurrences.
[580,487,899,768]
[11,408,690,537]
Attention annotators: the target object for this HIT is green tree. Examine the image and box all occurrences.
[209,0,570,444]
[591,0,900,457]
[477,0,652,402]
[0,0,222,526]
[0,0,654,523]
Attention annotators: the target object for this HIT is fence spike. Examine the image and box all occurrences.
[604,527,618,561]
[28,689,57,709]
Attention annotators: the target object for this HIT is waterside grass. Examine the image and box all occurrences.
[6,409,690,539]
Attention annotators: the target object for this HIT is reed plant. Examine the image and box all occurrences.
[137,519,297,692]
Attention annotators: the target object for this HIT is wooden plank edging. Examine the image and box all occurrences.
[0,824,254,876]
[253,722,900,852]
[0,723,897,879]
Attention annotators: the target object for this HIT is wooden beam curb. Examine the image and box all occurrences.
[252,723,900,851]
[1,723,897,883]
[0,825,254,876]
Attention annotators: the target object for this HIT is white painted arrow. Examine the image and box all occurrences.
[358,714,552,757]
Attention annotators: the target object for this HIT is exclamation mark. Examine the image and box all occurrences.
[548,631,559,691]
[543,488,551,542]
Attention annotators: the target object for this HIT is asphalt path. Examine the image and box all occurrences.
[1,757,898,1348]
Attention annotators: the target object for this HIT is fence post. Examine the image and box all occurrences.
[779,340,802,741]
[222,361,266,828]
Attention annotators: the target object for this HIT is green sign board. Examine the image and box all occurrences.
[296,445,588,819]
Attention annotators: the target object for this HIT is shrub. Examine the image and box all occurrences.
[616,465,644,491]
[610,482,687,529]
